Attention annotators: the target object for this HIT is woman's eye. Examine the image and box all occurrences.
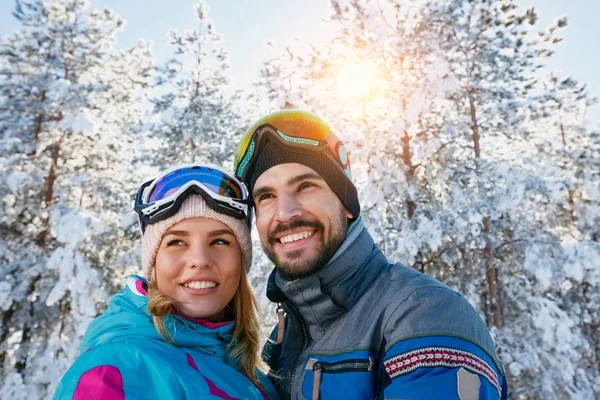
[166,239,184,247]
[212,238,231,246]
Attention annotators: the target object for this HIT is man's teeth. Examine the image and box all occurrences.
[279,231,313,244]
[183,281,217,289]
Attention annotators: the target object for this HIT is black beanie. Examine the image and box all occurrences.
[247,140,361,219]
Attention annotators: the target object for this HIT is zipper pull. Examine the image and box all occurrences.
[306,358,322,400]
[368,354,375,371]
[276,303,285,344]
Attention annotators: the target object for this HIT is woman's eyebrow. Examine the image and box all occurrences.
[207,229,234,238]
[163,230,189,237]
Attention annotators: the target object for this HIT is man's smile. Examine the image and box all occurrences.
[277,230,315,244]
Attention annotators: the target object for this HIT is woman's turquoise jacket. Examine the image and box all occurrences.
[54,275,277,400]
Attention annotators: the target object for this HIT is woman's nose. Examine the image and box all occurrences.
[185,245,212,269]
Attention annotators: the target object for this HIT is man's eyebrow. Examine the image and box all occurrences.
[287,172,323,186]
[252,185,274,199]
[253,172,325,198]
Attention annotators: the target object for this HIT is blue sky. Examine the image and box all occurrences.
[0,0,598,125]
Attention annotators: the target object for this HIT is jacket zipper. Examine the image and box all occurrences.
[313,356,375,373]
[276,303,285,343]
[306,356,375,400]
[285,301,309,400]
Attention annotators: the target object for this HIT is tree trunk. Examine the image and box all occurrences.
[400,98,416,220]
[483,216,502,327]
[37,137,63,246]
[189,137,196,162]
[33,89,47,143]
[469,94,503,328]
[560,121,566,151]
[583,281,600,374]
[469,94,481,159]
[559,117,579,225]
[401,129,416,219]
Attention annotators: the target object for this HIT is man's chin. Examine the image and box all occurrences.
[270,249,322,280]
[277,261,322,281]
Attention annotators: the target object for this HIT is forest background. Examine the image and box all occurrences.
[0,0,598,399]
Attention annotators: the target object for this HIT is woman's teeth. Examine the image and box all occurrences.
[183,281,217,289]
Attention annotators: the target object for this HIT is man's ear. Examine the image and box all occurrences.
[345,209,354,219]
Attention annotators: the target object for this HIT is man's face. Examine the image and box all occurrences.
[252,163,353,280]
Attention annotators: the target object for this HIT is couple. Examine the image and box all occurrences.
[54,110,508,399]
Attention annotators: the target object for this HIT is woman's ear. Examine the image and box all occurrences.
[150,265,157,285]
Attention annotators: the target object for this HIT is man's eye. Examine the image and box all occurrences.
[257,193,274,202]
[298,182,316,191]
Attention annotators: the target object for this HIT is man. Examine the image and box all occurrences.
[233,109,508,399]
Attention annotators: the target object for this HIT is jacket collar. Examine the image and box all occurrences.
[267,217,389,340]
[82,275,235,362]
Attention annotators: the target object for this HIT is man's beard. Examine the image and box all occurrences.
[262,209,348,281]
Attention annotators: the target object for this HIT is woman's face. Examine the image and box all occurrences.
[154,217,242,321]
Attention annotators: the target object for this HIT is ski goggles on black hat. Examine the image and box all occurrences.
[134,163,250,234]
[233,109,352,182]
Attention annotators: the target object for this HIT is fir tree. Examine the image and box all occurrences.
[0,0,152,396]
[254,0,600,397]
[148,2,240,168]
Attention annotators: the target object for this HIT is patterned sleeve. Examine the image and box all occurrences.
[380,286,508,399]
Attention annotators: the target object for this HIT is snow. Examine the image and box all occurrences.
[48,78,71,100]
[1,0,599,398]
[120,211,138,230]
[5,171,29,194]
[64,109,97,136]
[50,206,108,246]
[0,281,13,311]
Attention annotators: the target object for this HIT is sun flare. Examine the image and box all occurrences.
[335,62,378,101]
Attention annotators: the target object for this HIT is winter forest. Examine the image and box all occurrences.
[0,0,598,398]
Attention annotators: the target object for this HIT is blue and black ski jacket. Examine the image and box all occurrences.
[262,217,508,400]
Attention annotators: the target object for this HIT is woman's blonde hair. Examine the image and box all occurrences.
[147,259,267,388]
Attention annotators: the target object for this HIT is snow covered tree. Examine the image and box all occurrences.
[0,0,152,396]
[424,0,566,331]
[148,2,241,168]
[502,72,600,397]
[254,0,600,397]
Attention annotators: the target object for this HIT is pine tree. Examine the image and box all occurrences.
[254,0,600,397]
[508,72,600,396]
[0,0,152,396]
[148,2,240,168]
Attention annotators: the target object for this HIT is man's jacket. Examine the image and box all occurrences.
[263,217,508,400]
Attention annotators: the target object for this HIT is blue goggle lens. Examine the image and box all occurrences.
[148,167,246,203]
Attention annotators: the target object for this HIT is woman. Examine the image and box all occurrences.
[54,163,278,399]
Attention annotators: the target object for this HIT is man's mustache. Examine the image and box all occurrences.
[268,219,324,243]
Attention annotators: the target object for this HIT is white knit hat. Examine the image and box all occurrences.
[141,195,252,278]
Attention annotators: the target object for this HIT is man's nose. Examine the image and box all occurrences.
[275,194,302,222]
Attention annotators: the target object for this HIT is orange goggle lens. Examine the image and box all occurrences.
[234,110,333,179]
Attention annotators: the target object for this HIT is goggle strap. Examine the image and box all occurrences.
[237,125,331,180]
[138,186,247,233]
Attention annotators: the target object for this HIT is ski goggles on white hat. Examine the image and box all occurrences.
[134,163,250,234]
